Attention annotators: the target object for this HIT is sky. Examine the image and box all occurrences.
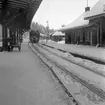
[32,0,99,29]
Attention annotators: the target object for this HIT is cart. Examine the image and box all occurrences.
[9,32,22,51]
[10,42,21,51]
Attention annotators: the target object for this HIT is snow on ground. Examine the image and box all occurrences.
[39,39,57,44]
[41,44,105,91]
[41,44,105,77]
[34,44,105,105]
[56,69,104,105]
[39,39,47,44]
[0,43,70,105]
[42,44,105,91]
[57,41,65,44]
[39,40,105,78]
[44,41,105,63]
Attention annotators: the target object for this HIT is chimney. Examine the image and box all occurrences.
[85,7,90,12]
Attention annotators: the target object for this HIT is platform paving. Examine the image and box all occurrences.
[0,43,69,105]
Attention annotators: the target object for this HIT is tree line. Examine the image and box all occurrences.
[30,22,54,36]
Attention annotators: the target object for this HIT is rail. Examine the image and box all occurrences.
[28,43,80,105]
[42,44,105,65]
[39,44,105,78]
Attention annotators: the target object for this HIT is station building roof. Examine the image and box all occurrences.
[59,11,89,32]
[52,31,65,36]
[84,0,105,19]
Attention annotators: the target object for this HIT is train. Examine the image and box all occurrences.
[29,30,40,43]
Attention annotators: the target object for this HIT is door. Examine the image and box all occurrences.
[91,28,97,46]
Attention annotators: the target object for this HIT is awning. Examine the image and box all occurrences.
[0,0,43,32]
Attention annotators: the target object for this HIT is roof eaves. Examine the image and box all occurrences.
[84,13,105,20]
[61,24,89,32]
[60,12,89,31]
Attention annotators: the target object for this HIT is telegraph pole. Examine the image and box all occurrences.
[87,0,88,7]
[46,20,49,43]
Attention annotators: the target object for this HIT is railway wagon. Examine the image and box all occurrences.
[29,30,40,43]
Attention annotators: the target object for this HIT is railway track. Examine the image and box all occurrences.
[29,43,105,104]
[42,44,105,65]
[28,43,80,105]
[39,43,105,78]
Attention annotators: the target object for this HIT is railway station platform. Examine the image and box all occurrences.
[42,41,105,64]
[0,43,68,105]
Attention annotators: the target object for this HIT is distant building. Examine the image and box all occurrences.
[51,31,65,42]
[40,33,47,40]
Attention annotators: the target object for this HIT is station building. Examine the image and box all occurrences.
[59,0,105,47]
[85,0,105,47]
